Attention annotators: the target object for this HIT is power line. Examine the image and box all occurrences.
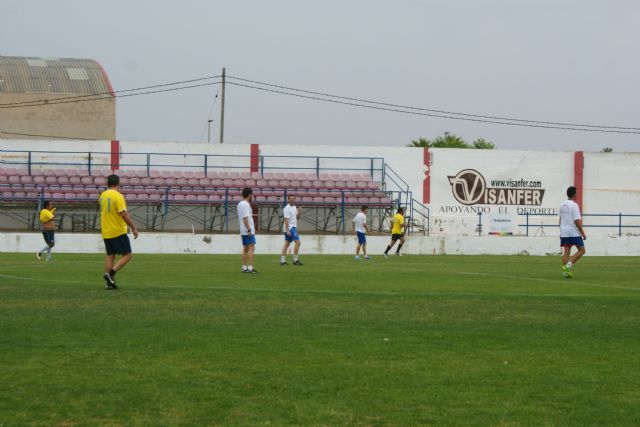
[0,130,96,140]
[226,81,640,135]
[0,76,221,108]
[227,75,640,132]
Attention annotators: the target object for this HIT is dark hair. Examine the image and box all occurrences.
[242,187,253,198]
[43,200,52,208]
[397,207,404,214]
[107,174,120,187]
[567,186,577,198]
[361,205,368,211]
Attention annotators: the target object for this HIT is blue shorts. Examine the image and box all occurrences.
[241,234,256,246]
[284,226,300,242]
[104,234,132,255]
[560,236,585,248]
[42,231,55,246]
[356,231,367,245]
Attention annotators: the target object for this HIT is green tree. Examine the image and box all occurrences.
[408,134,495,149]
[601,147,613,153]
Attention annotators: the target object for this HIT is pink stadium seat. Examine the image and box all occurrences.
[194,172,206,179]
[52,192,64,199]
[13,191,26,198]
[172,171,184,178]
[66,169,81,177]
[251,172,262,180]
[263,172,276,180]
[152,177,166,186]
[4,168,18,176]
[0,175,8,184]
[301,196,314,203]
[268,179,279,187]
[44,176,57,185]
[267,196,279,203]
[329,173,341,181]
[335,180,346,188]
[19,176,32,184]
[57,176,70,185]
[239,172,252,180]
[1,191,12,198]
[196,194,209,202]
[26,192,39,199]
[210,179,223,187]
[324,196,338,203]
[149,193,162,202]
[323,180,335,189]
[256,179,268,188]
[81,177,94,185]
[312,180,323,189]
[228,171,241,180]
[357,181,368,189]
[301,180,311,188]
[138,194,150,202]
[367,182,379,190]
[290,180,302,188]
[150,170,162,177]
[63,193,76,200]
[244,179,256,187]
[185,195,197,202]
[222,179,234,187]
[198,178,210,186]
[275,172,286,180]
[295,173,307,180]
[279,179,290,188]
[140,177,153,186]
[313,197,324,203]
[187,178,200,186]
[233,179,244,187]
[176,178,188,186]
[183,171,195,178]
[319,173,331,181]
[174,194,186,201]
[346,181,357,189]
[68,176,81,185]
[52,169,66,177]
[164,177,177,186]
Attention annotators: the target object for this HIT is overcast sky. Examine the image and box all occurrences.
[3,0,639,151]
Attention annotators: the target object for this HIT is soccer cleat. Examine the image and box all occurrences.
[103,273,118,289]
[247,269,258,274]
[36,251,42,261]
[242,269,249,273]
[364,256,372,260]
[354,255,361,260]
[383,253,388,258]
[280,262,288,266]
[562,266,574,279]
[293,260,303,266]
[395,252,403,257]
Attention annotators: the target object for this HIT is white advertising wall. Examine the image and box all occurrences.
[428,149,575,236]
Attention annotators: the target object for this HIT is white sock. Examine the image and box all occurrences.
[242,265,247,270]
[566,261,573,268]
[280,256,286,263]
[248,265,253,271]
[46,248,52,259]
[39,245,49,254]
[294,255,299,261]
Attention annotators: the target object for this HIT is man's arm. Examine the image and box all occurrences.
[119,210,139,239]
[352,219,356,233]
[364,223,371,234]
[574,219,586,239]
[243,216,253,235]
[284,217,290,235]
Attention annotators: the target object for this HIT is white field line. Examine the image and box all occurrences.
[0,273,637,299]
[459,272,640,292]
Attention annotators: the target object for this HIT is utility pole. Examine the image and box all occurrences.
[219,67,226,144]
[207,119,213,143]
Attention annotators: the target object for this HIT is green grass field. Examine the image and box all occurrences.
[1,253,639,426]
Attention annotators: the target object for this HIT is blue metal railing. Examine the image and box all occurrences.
[519,212,640,237]
[0,149,385,179]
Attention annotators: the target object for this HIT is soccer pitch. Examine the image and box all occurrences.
[1,253,639,426]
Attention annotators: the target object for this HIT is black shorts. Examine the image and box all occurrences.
[392,233,404,241]
[104,234,132,255]
[42,231,55,245]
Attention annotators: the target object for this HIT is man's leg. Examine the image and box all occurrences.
[247,244,255,271]
[113,253,133,273]
[104,255,116,273]
[395,237,405,254]
[281,240,290,264]
[356,243,361,256]
[46,242,54,261]
[562,246,571,266]
[362,242,368,256]
[384,239,396,255]
[571,246,586,265]
[242,246,248,271]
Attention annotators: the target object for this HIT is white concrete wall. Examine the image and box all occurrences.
[1,232,638,256]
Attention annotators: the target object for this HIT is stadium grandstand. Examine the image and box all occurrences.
[0,55,115,141]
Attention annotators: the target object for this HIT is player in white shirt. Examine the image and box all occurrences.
[559,186,586,278]
[280,194,303,266]
[352,206,371,260]
[238,187,258,274]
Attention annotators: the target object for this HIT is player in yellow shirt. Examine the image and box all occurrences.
[384,207,406,257]
[99,174,139,290]
[36,200,56,261]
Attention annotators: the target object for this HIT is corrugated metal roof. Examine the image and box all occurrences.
[0,56,113,95]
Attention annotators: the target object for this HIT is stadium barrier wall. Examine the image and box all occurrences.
[1,232,638,256]
[2,140,639,237]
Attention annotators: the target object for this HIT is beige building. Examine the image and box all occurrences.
[0,56,115,141]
